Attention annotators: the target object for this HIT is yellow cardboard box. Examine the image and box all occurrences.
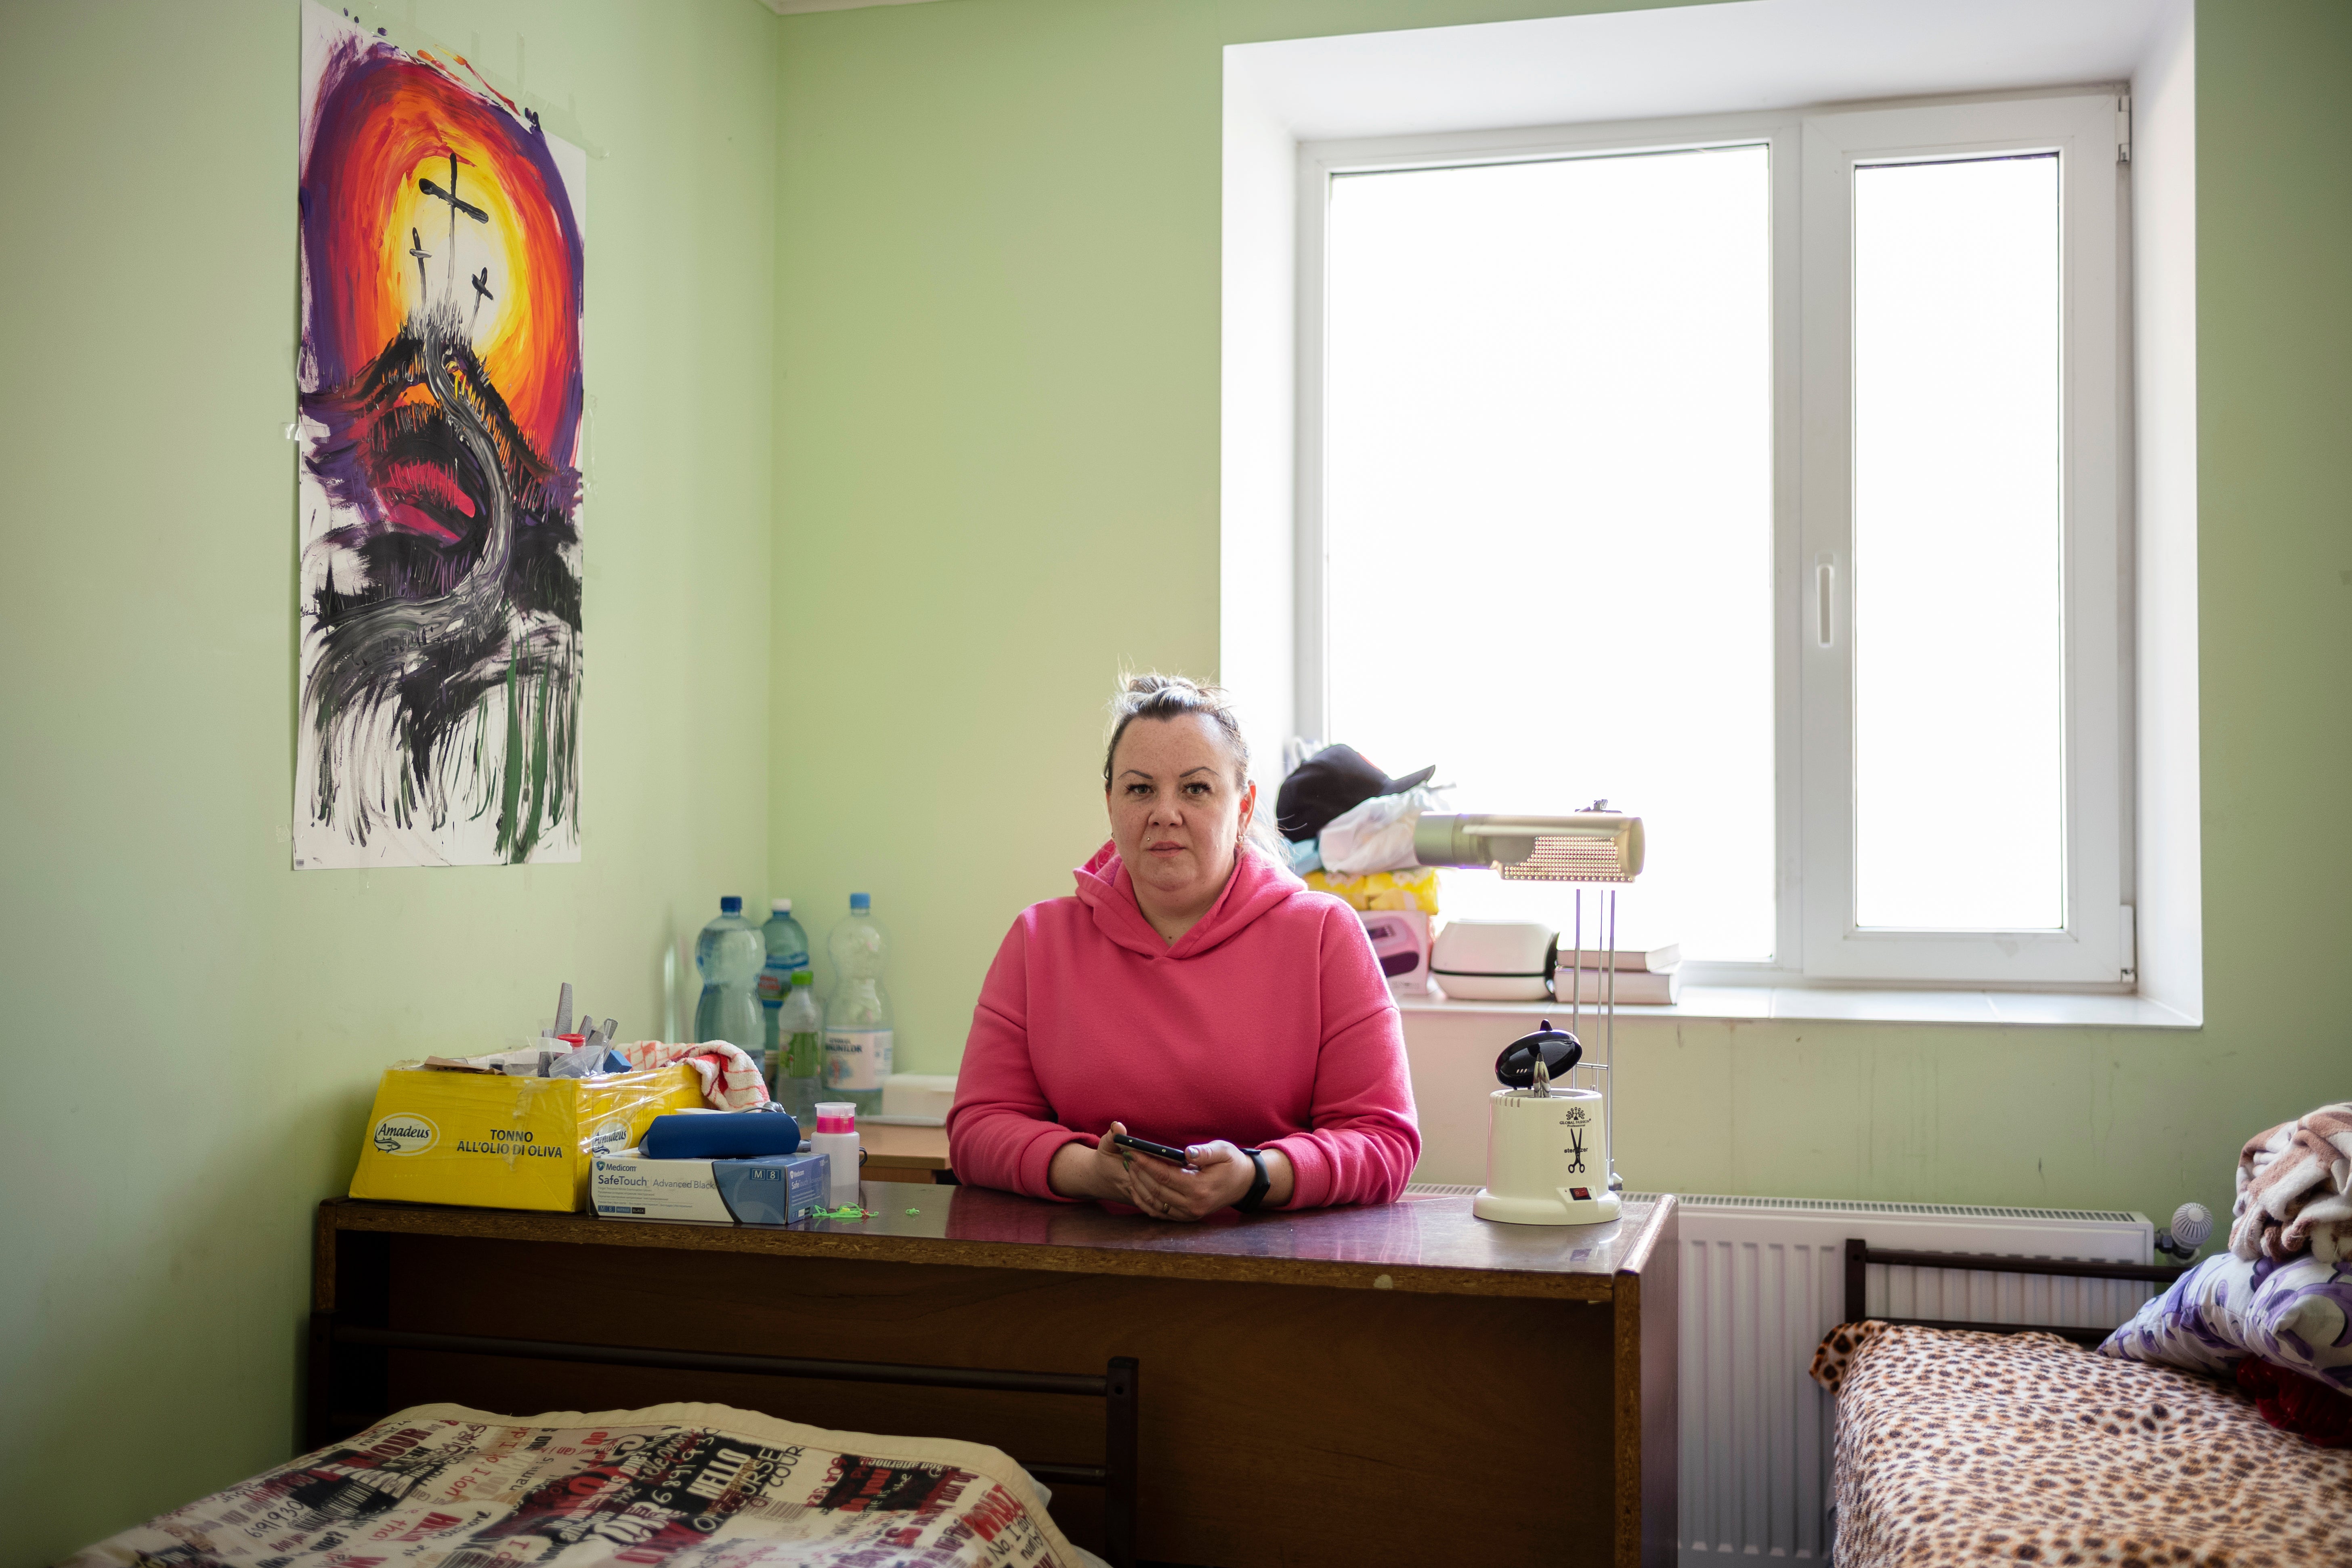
[349,1064,705,1212]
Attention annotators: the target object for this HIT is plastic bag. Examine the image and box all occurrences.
[1319,786,1443,875]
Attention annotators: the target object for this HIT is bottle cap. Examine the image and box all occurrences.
[850,892,871,912]
[772,898,791,913]
[791,970,814,987]
[720,895,743,915]
[814,1101,857,1135]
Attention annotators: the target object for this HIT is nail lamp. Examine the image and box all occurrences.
[1411,810,1643,882]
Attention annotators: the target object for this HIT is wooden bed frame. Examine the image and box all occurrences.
[307,1315,1141,1568]
[1842,1238,2188,1346]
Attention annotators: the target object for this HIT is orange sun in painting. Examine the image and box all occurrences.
[301,39,582,468]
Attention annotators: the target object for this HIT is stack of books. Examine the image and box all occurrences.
[1552,940,1682,1006]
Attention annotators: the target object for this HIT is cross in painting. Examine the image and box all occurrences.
[469,266,494,330]
[417,152,488,296]
[406,226,431,294]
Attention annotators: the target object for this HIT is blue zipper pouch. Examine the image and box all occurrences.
[640,1109,804,1161]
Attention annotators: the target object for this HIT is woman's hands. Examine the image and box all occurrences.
[1047,1122,1155,1208]
[1046,1122,1295,1220]
[1127,1138,1256,1221]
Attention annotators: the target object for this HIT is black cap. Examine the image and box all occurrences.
[1275,743,1438,842]
[1495,1020,1583,1089]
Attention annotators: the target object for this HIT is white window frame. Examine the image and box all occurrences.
[1297,88,2130,989]
[1800,94,2125,984]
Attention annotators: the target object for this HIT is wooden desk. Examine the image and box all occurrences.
[858,1120,949,1179]
[313,1185,1676,1567]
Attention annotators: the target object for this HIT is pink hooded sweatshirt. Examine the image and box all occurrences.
[947,841,1421,1209]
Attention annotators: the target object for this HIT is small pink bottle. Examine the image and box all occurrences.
[812,1101,860,1207]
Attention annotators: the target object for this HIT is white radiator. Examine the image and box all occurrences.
[1661,1194,2154,1565]
[1408,1186,2157,1566]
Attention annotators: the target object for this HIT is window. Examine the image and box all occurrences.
[1302,92,2127,986]
[1317,145,1777,961]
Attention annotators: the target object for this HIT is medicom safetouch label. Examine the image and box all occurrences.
[593,1150,827,1225]
[823,1029,892,1091]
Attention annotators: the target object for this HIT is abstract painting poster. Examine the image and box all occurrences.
[295,2,586,868]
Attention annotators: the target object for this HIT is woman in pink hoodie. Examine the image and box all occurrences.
[947,675,1420,1219]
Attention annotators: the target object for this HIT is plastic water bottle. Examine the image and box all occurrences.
[692,896,766,1055]
[770,970,825,1127]
[823,892,893,1114]
[757,898,812,1058]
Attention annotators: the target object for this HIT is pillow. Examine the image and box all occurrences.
[2099,1251,2258,1376]
[2102,1251,2352,1394]
[2251,1257,2352,1393]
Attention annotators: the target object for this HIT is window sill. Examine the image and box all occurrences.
[1395,986,2199,1030]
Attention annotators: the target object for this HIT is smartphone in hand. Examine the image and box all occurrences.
[1110,1132,1194,1166]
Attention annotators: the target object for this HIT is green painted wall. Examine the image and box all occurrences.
[5,0,2347,1556]
[0,0,777,1558]
[765,0,1708,1070]
[770,0,2348,1214]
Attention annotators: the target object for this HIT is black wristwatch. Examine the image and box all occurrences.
[1237,1148,1271,1212]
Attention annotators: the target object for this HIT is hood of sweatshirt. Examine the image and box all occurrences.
[1073,839,1308,961]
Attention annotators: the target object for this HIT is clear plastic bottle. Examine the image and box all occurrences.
[770,970,825,1128]
[692,895,766,1057]
[756,898,812,1059]
[822,892,893,1115]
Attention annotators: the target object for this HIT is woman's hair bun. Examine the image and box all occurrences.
[1106,671,1238,778]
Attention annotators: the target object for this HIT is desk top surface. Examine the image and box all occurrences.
[855,1122,950,1167]
[319,1183,1675,1306]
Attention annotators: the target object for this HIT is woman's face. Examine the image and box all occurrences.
[1106,714,1258,911]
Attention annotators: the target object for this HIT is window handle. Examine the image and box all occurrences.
[1816,553,1836,648]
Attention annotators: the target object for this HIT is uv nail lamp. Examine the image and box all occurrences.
[1411,810,1643,882]
[1474,1021,1619,1227]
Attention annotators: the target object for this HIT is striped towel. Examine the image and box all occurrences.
[616,1039,772,1110]
[2232,1102,2352,1264]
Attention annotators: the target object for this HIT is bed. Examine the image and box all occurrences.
[1813,1242,2352,1568]
[62,1322,1137,1568]
[63,1398,1112,1568]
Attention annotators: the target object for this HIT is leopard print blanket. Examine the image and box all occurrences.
[1809,1321,2352,1566]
